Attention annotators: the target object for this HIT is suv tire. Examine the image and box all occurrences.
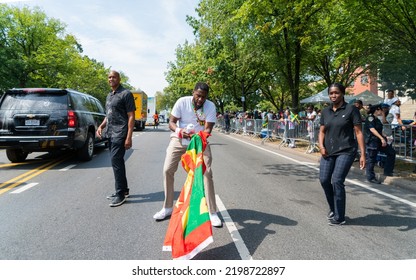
[6,148,29,163]
[77,131,94,161]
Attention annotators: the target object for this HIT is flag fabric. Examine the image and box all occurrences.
[163,131,213,260]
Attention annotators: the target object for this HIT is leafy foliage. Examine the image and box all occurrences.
[2,2,416,112]
[0,5,131,104]
[164,0,416,114]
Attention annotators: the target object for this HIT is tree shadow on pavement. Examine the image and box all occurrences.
[261,163,319,182]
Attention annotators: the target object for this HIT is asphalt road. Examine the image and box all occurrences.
[1,123,415,261]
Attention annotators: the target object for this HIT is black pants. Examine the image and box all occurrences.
[366,147,378,180]
[109,137,128,197]
[380,144,396,175]
[319,154,355,222]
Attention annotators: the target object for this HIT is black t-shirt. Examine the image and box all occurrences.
[320,102,362,156]
[365,114,383,149]
[105,85,136,139]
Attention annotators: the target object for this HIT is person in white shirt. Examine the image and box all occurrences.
[306,106,317,138]
[153,82,222,227]
[389,97,406,131]
[384,89,396,106]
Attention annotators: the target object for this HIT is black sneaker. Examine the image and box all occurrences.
[367,178,381,184]
[107,190,129,200]
[109,195,126,207]
[327,211,335,220]
[328,218,346,226]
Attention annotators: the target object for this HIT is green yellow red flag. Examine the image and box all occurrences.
[163,131,213,260]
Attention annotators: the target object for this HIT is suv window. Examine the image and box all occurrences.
[69,93,103,114]
[1,91,67,110]
[93,99,105,114]
[70,93,87,111]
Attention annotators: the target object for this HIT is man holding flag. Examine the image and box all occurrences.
[163,131,214,259]
[153,82,222,228]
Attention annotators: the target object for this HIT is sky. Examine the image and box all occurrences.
[1,0,200,96]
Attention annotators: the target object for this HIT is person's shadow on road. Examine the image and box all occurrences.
[347,214,416,231]
[193,208,297,260]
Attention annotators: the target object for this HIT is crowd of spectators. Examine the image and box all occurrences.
[216,90,415,179]
[217,107,323,126]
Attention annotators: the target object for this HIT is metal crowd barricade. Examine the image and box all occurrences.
[216,117,415,162]
[230,118,264,137]
[232,118,244,134]
[243,119,256,136]
[216,116,225,132]
[390,124,415,161]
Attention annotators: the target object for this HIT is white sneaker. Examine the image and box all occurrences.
[210,212,222,227]
[153,208,173,220]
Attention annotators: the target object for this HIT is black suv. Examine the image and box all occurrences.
[0,88,107,162]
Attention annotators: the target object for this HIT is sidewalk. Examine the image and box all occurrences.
[223,130,415,193]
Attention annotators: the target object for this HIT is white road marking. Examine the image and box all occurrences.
[58,164,76,171]
[228,135,416,209]
[10,183,39,194]
[348,179,416,208]
[216,195,253,260]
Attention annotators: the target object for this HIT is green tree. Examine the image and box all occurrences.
[305,1,383,89]
[175,0,268,113]
[165,0,416,110]
[0,5,132,103]
[378,48,416,98]
[359,0,416,98]
[361,0,416,55]
[234,0,327,112]
[0,6,78,89]
[164,41,200,108]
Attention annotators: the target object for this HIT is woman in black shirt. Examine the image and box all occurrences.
[318,83,366,225]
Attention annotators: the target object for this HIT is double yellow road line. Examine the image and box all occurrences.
[0,155,72,195]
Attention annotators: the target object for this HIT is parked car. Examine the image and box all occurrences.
[0,88,107,162]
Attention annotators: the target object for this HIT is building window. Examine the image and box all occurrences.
[360,75,368,85]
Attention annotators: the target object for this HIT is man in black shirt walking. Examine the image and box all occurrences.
[97,70,136,207]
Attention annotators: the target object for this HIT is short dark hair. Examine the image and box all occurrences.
[108,70,120,78]
[328,83,346,95]
[369,104,381,114]
[194,82,209,94]
[354,99,363,105]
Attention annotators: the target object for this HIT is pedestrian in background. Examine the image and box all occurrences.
[353,99,367,121]
[153,82,222,227]
[389,97,406,131]
[153,111,159,129]
[364,105,388,184]
[384,89,395,106]
[224,110,231,133]
[378,103,396,176]
[318,83,365,226]
[97,70,136,207]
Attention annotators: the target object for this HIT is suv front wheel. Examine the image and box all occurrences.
[77,131,94,161]
[6,148,29,163]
